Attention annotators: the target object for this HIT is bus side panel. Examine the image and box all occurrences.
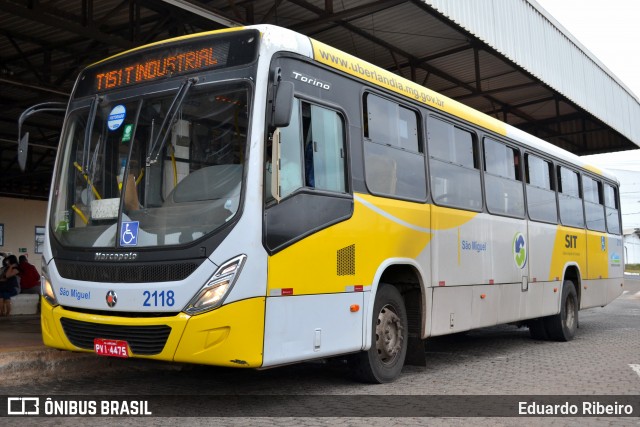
[528,221,557,283]
[606,278,625,305]
[262,293,364,366]
[430,286,472,335]
[265,194,431,363]
[608,234,624,278]
[471,284,500,328]
[487,215,528,285]
[585,230,609,280]
[498,283,523,324]
[581,278,623,309]
[548,226,587,282]
[430,206,481,287]
[267,195,431,295]
[526,220,562,318]
[431,210,525,286]
[581,233,624,309]
[606,234,625,303]
[435,216,561,326]
[430,281,558,337]
[583,230,610,307]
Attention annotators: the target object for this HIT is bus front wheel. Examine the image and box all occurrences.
[349,284,408,383]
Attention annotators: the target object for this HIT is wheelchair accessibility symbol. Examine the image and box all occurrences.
[120,221,139,246]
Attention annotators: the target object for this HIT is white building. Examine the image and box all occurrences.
[582,150,640,266]
[624,229,640,265]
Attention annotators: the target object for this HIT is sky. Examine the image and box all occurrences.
[534,0,640,229]
[534,0,640,98]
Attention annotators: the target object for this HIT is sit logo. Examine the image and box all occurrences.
[513,232,527,269]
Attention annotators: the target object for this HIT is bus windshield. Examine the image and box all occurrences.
[50,83,250,249]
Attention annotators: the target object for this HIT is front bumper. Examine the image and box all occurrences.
[41,296,265,368]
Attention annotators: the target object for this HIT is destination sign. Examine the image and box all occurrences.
[95,46,219,91]
[75,30,258,97]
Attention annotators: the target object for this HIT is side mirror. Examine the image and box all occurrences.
[18,132,29,172]
[17,102,66,171]
[272,81,294,128]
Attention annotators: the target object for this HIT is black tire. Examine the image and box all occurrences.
[349,284,408,383]
[544,280,578,341]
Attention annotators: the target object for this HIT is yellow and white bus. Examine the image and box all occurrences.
[40,25,624,383]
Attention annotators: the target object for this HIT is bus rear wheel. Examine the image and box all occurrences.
[349,284,408,383]
[544,280,578,341]
[528,280,578,341]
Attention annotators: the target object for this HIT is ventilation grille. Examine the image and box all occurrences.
[337,244,355,276]
[60,317,171,355]
[56,260,198,283]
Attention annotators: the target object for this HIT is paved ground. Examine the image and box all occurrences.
[0,277,638,425]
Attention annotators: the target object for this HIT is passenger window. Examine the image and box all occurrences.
[428,117,474,168]
[525,154,557,223]
[427,116,481,211]
[604,183,621,234]
[583,176,606,232]
[268,98,347,201]
[363,93,426,201]
[365,93,420,152]
[557,166,584,228]
[483,138,524,218]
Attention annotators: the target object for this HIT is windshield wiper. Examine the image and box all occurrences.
[146,77,197,166]
[81,94,101,174]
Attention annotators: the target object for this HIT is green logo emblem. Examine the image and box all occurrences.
[513,232,527,269]
[121,124,133,143]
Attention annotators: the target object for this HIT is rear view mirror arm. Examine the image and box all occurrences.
[17,101,66,171]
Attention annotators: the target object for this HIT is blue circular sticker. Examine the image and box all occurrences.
[107,105,126,131]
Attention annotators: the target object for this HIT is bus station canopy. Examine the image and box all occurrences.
[1,0,638,200]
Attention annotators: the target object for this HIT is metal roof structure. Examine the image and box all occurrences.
[426,0,640,148]
[1,0,638,200]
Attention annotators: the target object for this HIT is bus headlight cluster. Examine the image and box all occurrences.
[40,261,58,307]
[184,254,246,315]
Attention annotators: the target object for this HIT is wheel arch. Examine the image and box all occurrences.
[562,263,581,308]
[363,258,427,350]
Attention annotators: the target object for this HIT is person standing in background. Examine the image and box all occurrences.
[0,255,21,316]
[18,255,40,295]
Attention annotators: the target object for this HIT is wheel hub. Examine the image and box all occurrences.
[565,295,576,330]
[376,305,404,364]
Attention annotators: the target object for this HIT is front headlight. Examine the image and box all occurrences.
[184,254,246,315]
[40,260,58,307]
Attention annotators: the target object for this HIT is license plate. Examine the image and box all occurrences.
[93,338,129,358]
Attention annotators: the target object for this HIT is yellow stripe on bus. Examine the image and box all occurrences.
[268,194,483,296]
[268,195,433,296]
[311,39,507,136]
[583,164,604,176]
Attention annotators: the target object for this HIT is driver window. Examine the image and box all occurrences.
[277,98,304,198]
[269,98,346,201]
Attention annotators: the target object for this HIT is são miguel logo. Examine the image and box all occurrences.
[513,232,527,269]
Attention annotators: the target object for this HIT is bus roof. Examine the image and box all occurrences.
[86,24,618,184]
